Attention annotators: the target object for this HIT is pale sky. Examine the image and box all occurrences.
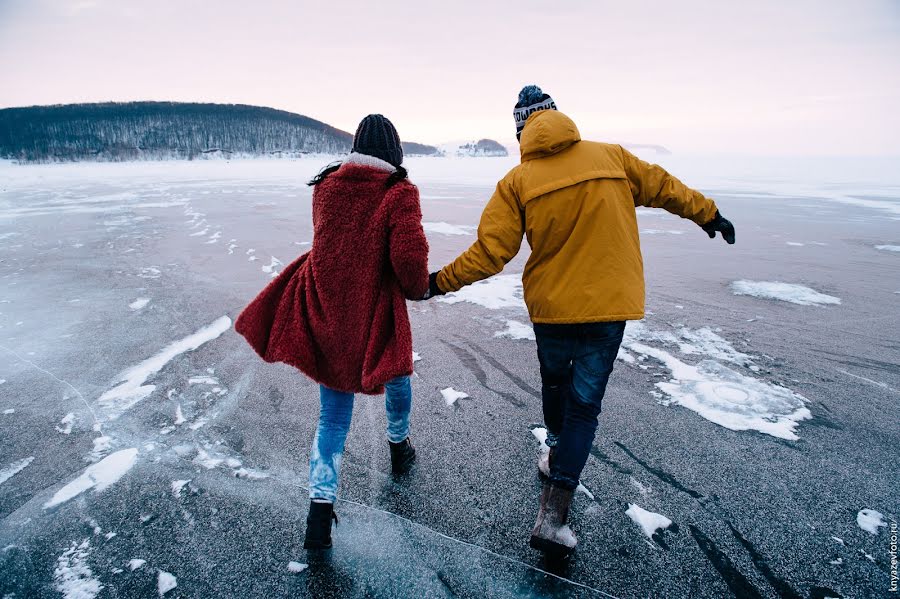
[1,0,898,155]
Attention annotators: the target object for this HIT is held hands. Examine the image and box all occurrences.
[418,272,446,300]
[701,211,736,244]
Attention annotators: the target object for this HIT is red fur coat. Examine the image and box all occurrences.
[235,159,429,394]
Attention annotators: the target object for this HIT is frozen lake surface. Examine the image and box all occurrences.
[0,156,898,598]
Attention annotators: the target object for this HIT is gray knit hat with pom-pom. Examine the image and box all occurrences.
[513,85,557,139]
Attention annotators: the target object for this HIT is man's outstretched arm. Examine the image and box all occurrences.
[428,178,525,297]
[621,146,734,243]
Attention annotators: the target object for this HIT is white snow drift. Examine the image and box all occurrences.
[857,509,886,534]
[44,448,138,509]
[56,412,75,434]
[158,570,177,595]
[96,316,232,420]
[440,387,469,407]
[54,539,102,599]
[0,456,34,486]
[494,320,535,340]
[626,342,810,440]
[437,274,526,311]
[128,559,147,571]
[730,280,841,306]
[625,504,673,539]
[129,298,150,311]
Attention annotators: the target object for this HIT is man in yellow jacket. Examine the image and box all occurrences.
[425,85,735,559]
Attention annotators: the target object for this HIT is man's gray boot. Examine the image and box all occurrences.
[529,484,577,559]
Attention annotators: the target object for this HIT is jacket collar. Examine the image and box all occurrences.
[345,152,397,173]
[519,110,581,162]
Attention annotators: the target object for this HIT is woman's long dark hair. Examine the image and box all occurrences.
[384,165,409,188]
[307,161,342,186]
[307,161,409,188]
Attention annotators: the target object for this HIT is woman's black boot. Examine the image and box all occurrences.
[389,438,416,474]
[304,501,337,550]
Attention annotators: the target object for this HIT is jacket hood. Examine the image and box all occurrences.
[520,110,581,161]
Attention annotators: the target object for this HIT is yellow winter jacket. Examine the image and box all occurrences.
[436,110,718,324]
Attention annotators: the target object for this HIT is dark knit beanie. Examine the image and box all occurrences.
[352,114,403,168]
[513,85,557,139]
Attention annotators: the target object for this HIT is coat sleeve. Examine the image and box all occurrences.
[437,177,524,293]
[620,146,718,225]
[388,184,430,300]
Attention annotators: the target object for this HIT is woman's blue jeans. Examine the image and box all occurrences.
[309,376,412,503]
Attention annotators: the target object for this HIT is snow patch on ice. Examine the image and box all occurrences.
[44,448,138,509]
[412,351,421,363]
[675,327,754,367]
[2,408,13,414]
[576,482,595,500]
[875,244,900,252]
[0,456,34,486]
[627,342,810,439]
[54,539,102,599]
[194,448,222,469]
[56,412,75,434]
[494,320,535,340]
[625,504,672,538]
[262,256,283,278]
[90,436,113,459]
[731,280,841,306]
[422,222,476,236]
[171,479,190,497]
[437,274,525,310]
[616,348,636,363]
[128,559,146,571]
[96,316,231,420]
[440,387,469,407]
[531,426,550,453]
[157,570,177,595]
[786,242,805,246]
[857,509,886,534]
[129,298,150,311]
[287,561,308,573]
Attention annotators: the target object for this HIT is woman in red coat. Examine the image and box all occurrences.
[234,114,429,549]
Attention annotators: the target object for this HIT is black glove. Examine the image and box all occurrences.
[701,210,735,244]
[419,272,446,300]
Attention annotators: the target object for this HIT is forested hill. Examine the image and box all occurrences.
[0,102,440,162]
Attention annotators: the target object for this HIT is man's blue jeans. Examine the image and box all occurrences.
[309,376,412,503]
[534,321,626,491]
